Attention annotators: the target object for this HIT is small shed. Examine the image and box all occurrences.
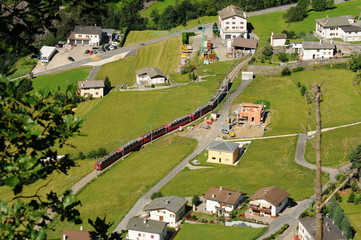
[233,37,258,57]
[242,72,253,81]
[270,32,287,47]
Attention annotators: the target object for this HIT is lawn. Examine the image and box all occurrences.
[8,56,38,79]
[175,223,266,240]
[340,191,361,240]
[48,135,197,238]
[61,74,222,155]
[249,0,361,47]
[32,67,90,92]
[161,137,321,201]
[123,30,168,47]
[171,16,218,31]
[96,37,182,85]
[305,124,361,168]
[234,74,308,136]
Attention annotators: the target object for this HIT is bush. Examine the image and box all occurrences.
[278,53,289,62]
[150,192,164,200]
[347,193,355,203]
[292,66,304,72]
[281,67,291,76]
[78,151,86,160]
[299,211,309,218]
[192,195,201,206]
[150,84,155,88]
[262,45,273,57]
[181,64,196,74]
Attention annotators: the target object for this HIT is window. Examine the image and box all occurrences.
[232,27,235,29]
[138,233,141,237]
[240,27,243,29]
[226,27,229,30]
[226,22,229,24]
[96,92,99,95]
[151,235,154,239]
[240,22,244,24]
[142,234,145,237]
[232,22,235,24]
[86,35,89,38]
[78,35,82,37]
[212,157,216,160]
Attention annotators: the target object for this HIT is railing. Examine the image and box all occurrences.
[250,205,271,214]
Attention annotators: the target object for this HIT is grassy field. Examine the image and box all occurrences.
[161,137,321,201]
[96,37,181,85]
[124,30,168,47]
[249,0,361,46]
[175,224,266,240]
[8,56,37,79]
[32,67,90,92]
[305,124,361,167]
[340,190,361,240]
[171,16,218,31]
[48,135,197,238]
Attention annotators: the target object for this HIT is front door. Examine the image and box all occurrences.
[159,216,163,221]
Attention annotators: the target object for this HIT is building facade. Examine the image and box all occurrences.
[207,141,240,165]
[135,67,167,86]
[299,41,335,60]
[237,103,265,124]
[67,26,102,45]
[298,217,346,240]
[315,16,361,42]
[127,218,167,240]
[217,5,247,40]
[270,33,287,47]
[77,80,105,98]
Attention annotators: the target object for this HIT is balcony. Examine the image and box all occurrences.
[250,205,271,214]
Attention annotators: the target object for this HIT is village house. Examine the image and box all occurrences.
[299,41,335,60]
[204,187,246,216]
[144,196,187,227]
[298,217,346,240]
[315,16,355,39]
[135,67,167,86]
[249,186,289,217]
[126,218,168,240]
[339,25,361,42]
[77,80,105,98]
[217,5,248,40]
[207,141,240,165]
[67,26,103,46]
[232,37,258,57]
[62,229,92,240]
[237,103,265,125]
[270,32,287,47]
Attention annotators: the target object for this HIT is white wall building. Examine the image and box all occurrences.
[77,80,105,98]
[339,25,361,42]
[126,218,167,240]
[298,217,346,240]
[299,41,335,60]
[270,33,287,47]
[39,46,56,64]
[315,16,361,42]
[249,186,289,217]
[204,187,246,216]
[67,26,102,46]
[135,67,167,86]
[217,5,247,40]
[144,196,187,227]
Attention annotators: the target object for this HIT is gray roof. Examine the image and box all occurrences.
[218,5,246,20]
[135,67,166,79]
[73,26,102,35]
[102,28,115,36]
[299,217,346,240]
[302,41,335,50]
[208,141,239,153]
[78,80,105,89]
[126,218,167,234]
[315,17,350,27]
[340,25,361,32]
[144,196,187,213]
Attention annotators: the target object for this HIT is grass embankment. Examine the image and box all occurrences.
[32,67,91,92]
[123,30,168,47]
[162,137,320,201]
[175,224,266,240]
[48,135,197,238]
[234,69,360,136]
[249,0,361,46]
[96,37,181,85]
[305,124,361,167]
[340,191,361,240]
[8,56,37,79]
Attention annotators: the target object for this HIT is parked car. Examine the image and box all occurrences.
[85,50,90,54]
[109,45,114,50]
[88,50,93,55]
[68,57,75,62]
[105,46,110,51]
[93,49,98,54]
[138,43,145,46]
[101,47,106,52]
[98,48,103,53]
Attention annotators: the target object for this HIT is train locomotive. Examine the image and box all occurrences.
[95,77,232,171]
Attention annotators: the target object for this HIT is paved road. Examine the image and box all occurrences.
[113,58,251,232]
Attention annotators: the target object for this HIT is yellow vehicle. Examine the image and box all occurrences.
[229,131,235,137]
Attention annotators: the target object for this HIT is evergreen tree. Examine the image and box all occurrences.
[341,216,354,239]
[348,144,361,170]
[312,0,328,11]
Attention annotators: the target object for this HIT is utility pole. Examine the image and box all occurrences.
[313,84,323,240]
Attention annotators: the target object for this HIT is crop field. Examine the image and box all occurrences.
[249,0,361,46]
[48,135,197,238]
[161,137,321,201]
[32,67,90,92]
[305,124,361,168]
[124,30,168,46]
[96,37,181,85]
[175,224,266,240]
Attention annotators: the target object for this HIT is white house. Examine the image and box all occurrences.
[299,41,335,60]
[135,67,167,86]
[77,80,105,98]
[249,186,289,217]
[204,187,246,216]
[67,26,102,46]
[270,32,287,47]
[298,217,346,240]
[126,218,167,240]
[217,5,247,40]
[339,25,361,42]
[39,46,56,64]
[144,196,187,227]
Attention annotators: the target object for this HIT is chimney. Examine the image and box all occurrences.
[319,40,322,44]
[165,199,170,204]
[143,219,148,224]
[63,234,67,240]
[212,194,216,198]
[80,226,83,231]
[219,186,223,190]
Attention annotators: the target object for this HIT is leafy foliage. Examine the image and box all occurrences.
[281,67,292,76]
[192,195,201,206]
[88,216,122,240]
[262,44,273,58]
[348,144,361,171]
[0,76,83,239]
[311,0,334,11]
[150,192,164,200]
[278,53,289,62]
[283,5,308,23]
